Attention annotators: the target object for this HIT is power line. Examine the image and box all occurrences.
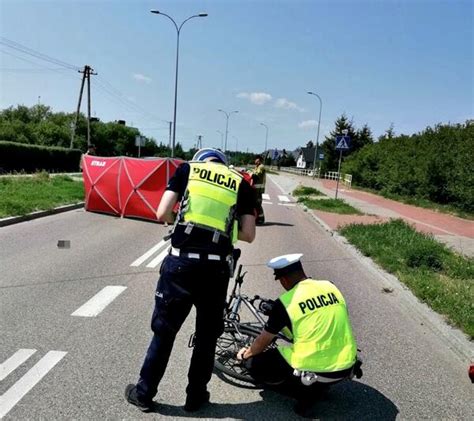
[0,37,80,70]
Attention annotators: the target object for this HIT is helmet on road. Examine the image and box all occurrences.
[192,148,227,165]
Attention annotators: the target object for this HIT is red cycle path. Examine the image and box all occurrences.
[318,180,473,238]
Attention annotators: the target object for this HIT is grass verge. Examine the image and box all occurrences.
[0,172,84,218]
[298,197,363,215]
[293,185,324,197]
[340,219,474,338]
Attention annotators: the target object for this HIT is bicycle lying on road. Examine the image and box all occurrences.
[189,263,363,385]
[212,264,292,383]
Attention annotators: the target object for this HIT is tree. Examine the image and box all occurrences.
[320,114,357,174]
[378,123,395,142]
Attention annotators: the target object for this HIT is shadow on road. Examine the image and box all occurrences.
[152,380,398,420]
[258,222,294,227]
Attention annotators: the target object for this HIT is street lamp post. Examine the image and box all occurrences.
[218,109,238,153]
[151,10,208,157]
[307,91,323,177]
[216,130,224,149]
[260,122,268,158]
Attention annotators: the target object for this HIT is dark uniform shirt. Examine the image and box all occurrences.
[166,163,256,255]
[264,299,292,335]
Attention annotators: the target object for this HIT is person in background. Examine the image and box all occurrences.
[250,156,266,225]
[237,253,361,416]
[125,148,256,413]
[79,144,96,171]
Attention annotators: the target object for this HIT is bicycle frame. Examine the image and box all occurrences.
[224,265,291,343]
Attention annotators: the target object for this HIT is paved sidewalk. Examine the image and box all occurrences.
[273,172,474,258]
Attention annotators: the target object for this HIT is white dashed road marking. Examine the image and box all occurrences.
[130,238,171,268]
[0,349,36,381]
[278,203,296,207]
[262,194,270,200]
[71,286,127,317]
[0,350,67,418]
[130,239,169,267]
[278,195,290,202]
[146,247,171,268]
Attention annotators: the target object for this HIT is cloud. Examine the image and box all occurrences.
[133,73,152,84]
[237,92,272,105]
[298,120,318,129]
[275,98,305,112]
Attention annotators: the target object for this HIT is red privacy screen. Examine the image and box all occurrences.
[82,156,183,222]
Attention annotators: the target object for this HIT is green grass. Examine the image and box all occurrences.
[340,219,474,338]
[298,197,363,215]
[293,185,324,197]
[0,172,84,218]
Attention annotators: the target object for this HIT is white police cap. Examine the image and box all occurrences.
[267,253,303,271]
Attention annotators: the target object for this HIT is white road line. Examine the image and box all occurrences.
[71,286,127,317]
[146,247,170,268]
[278,203,296,207]
[130,239,169,267]
[0,351,67,419]
[262,201,273,205]
[278,195,290,202]
[262,193,270,200]
[0,349,36,381]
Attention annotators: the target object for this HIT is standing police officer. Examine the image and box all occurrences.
[126,148,256,412]
[237,253,361,416]
[250,156,266,225]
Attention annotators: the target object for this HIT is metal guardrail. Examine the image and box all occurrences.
[271,166,352,187]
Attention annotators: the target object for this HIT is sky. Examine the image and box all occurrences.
[0,0,472,153]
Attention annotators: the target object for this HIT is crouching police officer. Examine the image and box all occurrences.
[237,254,362,416]
[125,148,256,413]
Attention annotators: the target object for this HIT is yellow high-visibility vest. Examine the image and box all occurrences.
[181,162,243,243]
[278,279,357,372]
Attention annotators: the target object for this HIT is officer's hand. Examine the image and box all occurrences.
[237,347,249,361]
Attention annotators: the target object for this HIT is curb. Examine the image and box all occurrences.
[0,203,84,227]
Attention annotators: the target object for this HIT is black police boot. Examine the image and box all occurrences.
[184,390,210,412]
[124,384,154,412]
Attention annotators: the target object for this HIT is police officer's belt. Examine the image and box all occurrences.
[170,246,228,261]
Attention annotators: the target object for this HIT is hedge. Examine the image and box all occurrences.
[0,141,82,173]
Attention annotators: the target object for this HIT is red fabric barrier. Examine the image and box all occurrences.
[82,156,183,221]
[83,156,122,216]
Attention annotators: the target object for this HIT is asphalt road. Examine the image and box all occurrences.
[1,174,473,420]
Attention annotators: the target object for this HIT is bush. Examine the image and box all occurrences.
[0,141,82,173]
[342,123,474,213]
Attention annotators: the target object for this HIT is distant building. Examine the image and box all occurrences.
[296,147,316,169]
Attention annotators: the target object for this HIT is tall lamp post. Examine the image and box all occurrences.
[218,109,238,153]
[260,122,268,158]
[151,9,208,157]
[216,130,224,149]
[307,91,322,177]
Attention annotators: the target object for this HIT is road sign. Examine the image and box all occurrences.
[335,136,351,150]
[135,136,146,147]
[319,153,324,160]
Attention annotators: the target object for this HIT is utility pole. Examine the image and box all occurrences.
[197,135,202,149]
[71,65,97,149]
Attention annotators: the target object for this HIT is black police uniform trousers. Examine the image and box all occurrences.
[247,349,349,402]
[136,254,230,401]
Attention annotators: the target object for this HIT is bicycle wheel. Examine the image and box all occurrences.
[214,324,263,383]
